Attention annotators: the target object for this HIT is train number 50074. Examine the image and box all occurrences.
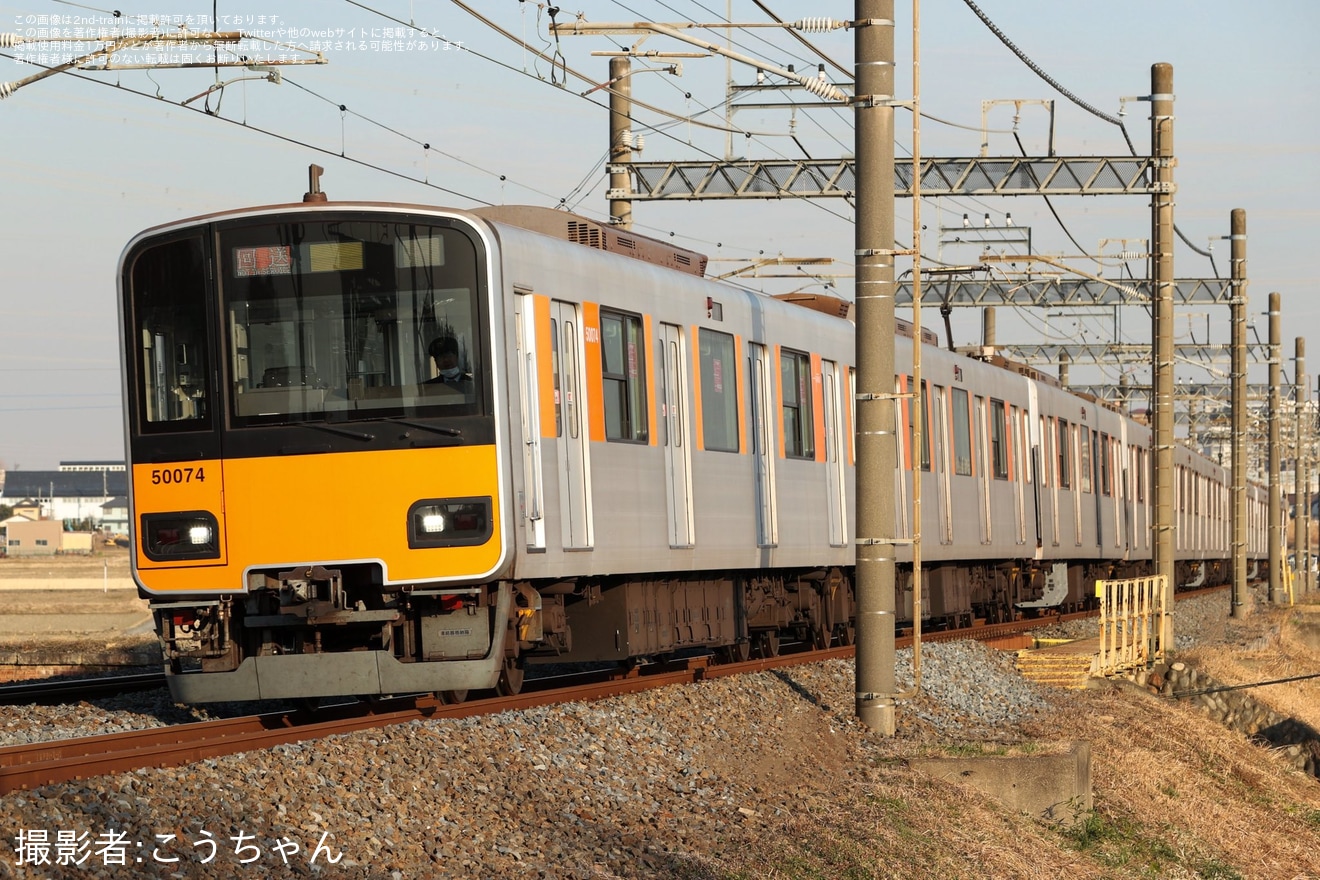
[150,467,205,485]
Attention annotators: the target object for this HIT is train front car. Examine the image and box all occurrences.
[119,205,512,703]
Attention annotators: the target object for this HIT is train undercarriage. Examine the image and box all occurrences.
[153,556,1249,703]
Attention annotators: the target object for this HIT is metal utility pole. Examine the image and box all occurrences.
[1150,63,1176,648]
[1296,338,1308,592]
[608,56,634,230]
[853,0,897,734]
[1229,209,1247,614]
[1268,292,1282,603]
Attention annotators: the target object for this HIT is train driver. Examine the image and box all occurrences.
[425,335,473,392]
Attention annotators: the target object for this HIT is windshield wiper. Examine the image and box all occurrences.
[380,418,463,439]
[301,422,376,442]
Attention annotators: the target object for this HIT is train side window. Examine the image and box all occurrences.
[1100,433,1112,496]
[952,387,972,475]
[600,309,649,443]
[550,317,563,437]
[990,398,1008,479]
[1079,427,1092,493]
[698,329,739,453]
[780,348,815,459]
[1057,418,1071,488]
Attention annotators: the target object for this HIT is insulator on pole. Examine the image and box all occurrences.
[795,74,847,102]
[793,18,843,33]
[0,33,22,48]
[0,82,13,100]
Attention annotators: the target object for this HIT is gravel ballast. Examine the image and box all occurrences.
[0,590,1314,879]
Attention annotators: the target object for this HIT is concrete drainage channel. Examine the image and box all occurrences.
[1135,661,1320,777]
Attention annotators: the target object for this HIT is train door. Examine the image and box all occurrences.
[975,395,992,543]
[1092,429,1103,550]
[659,323,695,548]
[1072,424,1083,547]
[932,384,952,545]
[1026,386,1044,554]
[1012,404,1026,545]
[822,360,848,547]
[749,343,778,546]
[552,300,593,550]
[514,292,546,552]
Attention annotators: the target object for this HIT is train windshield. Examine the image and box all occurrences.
[219,217,486,425]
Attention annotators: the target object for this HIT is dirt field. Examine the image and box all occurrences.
[0,548,151,649]
[0,545,131,581]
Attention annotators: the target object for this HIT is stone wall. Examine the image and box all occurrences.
[1130,661,1319,777]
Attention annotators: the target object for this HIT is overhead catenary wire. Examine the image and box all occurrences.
[962,0,1219,273]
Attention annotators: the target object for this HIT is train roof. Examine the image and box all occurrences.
[472,205,709,278]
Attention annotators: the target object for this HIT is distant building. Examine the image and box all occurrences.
[101,497,129,536]
[10,499,42,521]
[0,462,127,527]
[4,519,62,557]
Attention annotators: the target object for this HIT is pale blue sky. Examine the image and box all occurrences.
[0,0,1316,470]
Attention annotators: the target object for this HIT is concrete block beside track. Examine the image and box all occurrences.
[909,741,1092,825]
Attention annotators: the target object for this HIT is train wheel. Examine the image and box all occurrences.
[719,641,751,663]
[812,621,831,650]
[755,631,780,659]
[440,690,469,704]
[835,623,855,647]
[496,658,525,697]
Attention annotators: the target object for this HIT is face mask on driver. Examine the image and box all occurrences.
[440,366,461,380]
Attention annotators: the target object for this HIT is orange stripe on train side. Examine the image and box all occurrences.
[534,294,556,440]
[582,301,605,443]
[644,313,657,447]
[810,352,826,463]
[690,325,705,451]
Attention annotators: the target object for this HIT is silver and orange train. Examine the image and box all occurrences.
[118,193,1267,703]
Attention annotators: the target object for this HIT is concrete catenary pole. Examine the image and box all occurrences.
[608,56,634,230]
[982,306,996,353]
[1229,209,1247,614]
[1296,338,1307,592]
[1058,349,1070,387]
[1306,373,1315,594]
[1151,63,1176,646]
[853,0,898,734]
[1268,292,1282,603]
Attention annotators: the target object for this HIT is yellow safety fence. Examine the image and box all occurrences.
[1095,575,1167,677]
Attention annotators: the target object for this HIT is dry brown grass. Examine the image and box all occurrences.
[1046,685,1320,880]
[1184,603,1320,732]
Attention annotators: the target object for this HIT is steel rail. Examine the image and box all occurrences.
[0,671,167,705]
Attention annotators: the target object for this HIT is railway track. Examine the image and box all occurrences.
[0,671,167,705]
[0,586,1230,793]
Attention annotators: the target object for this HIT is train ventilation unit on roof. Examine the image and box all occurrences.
[567,220,603,249]
[473,205,708,277]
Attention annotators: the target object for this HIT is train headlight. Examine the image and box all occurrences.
[141,511,221,562]
[408,497,493,548]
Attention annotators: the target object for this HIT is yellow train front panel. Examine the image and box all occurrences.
[133,444,505,595]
